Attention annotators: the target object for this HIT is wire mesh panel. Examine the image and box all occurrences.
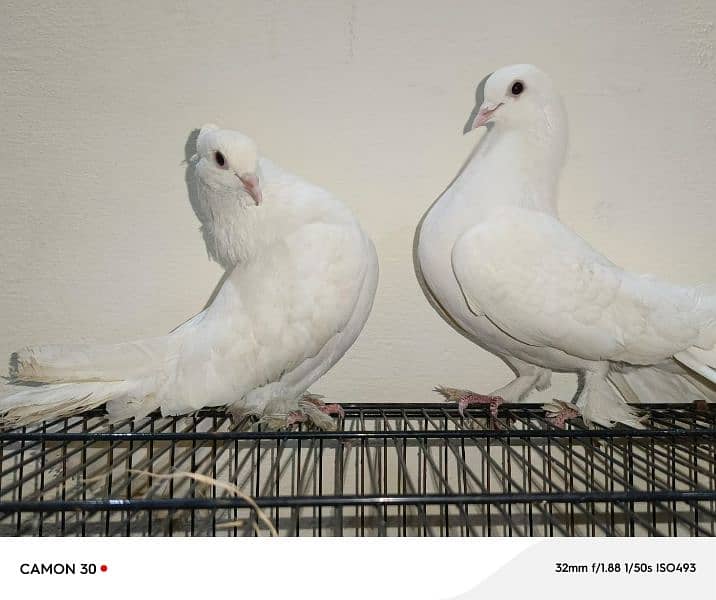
[1,403,714,536]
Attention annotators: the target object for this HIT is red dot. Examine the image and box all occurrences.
[100,565,108,572]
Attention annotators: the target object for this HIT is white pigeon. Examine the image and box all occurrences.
[416,64,716,428]
[1,124,378,429]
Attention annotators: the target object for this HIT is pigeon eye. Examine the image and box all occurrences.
[511,81,524,96]
[214,151,226,167]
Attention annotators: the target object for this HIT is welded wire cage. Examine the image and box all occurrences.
[0,402,714,537]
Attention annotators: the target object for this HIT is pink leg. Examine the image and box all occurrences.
[458,393,504,419]
[434,386,504,418]
[286,411,309,427]
[544,403,580,429]
[317,403,345,417]
[302,394,345,418]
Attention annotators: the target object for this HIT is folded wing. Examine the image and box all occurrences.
[451,207,716,368]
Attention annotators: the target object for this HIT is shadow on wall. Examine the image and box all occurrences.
[182,128,231,311]
[183,128,201,225]
[463,73,491,135]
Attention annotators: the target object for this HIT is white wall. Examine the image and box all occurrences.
[1,1,715,406]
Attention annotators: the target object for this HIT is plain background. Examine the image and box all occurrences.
[1,1,715,405]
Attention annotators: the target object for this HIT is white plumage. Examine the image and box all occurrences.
[1,125,378,429]
[417,64,716,427]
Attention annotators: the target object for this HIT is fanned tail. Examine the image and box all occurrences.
[0,379,160,428]
[674,347,716,386]
[1,335,178,428]
[609,361,716,405]
[10,338,172,384]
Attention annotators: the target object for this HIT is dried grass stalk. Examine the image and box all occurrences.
[128,469,279,536]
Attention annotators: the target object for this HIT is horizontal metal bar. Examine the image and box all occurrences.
[2,489,714,514]
[5,402,712,425]
[2,426,713,442]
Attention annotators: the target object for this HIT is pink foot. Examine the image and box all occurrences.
[543,400,580,429]
[317,403,345,417]
[286,411,309,427]
[434,386,504,418]
[301,394,344,418]
[458,393,504,418]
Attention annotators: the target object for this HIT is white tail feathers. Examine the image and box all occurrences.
[10,339,171,384]
[609,362,716,405]
[674,347,716,385]
[1,337,173,427]
[0,381,133,427]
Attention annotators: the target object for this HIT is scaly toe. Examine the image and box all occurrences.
[286,410,309,428]
[457,393,504,418]
[543,400,580,429]
[434,386,504,420]
[433,386,468,403]
[318,403,345,417]
[300,392,344,419]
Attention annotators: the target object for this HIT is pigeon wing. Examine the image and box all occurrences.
[451,207,707,365]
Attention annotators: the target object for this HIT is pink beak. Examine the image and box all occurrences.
[238,173,262,206]
[471,102,503,130]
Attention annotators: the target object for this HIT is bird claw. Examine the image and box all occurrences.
[286,410,309,427]
[279,393,344,430]
[301,393,345,418]
[434,386,504,419]
[301,394,344,418]
[458,394,504,419]
[319,403,345,417]
[543,400,581,428]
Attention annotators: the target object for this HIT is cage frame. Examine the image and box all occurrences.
[1,402,715,537]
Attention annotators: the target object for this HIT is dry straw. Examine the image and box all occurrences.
[128,469,279,536]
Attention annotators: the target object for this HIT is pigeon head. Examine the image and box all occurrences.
[194,124,262,206]
[470,64,564,133]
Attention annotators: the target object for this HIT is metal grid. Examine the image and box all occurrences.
[1,403,714,536]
